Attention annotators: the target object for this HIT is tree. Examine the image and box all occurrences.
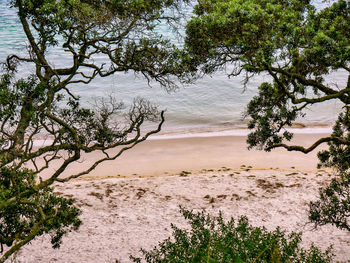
[0,0,188,261]
[184,0,350,231]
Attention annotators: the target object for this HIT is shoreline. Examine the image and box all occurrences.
[148,126,333,140]
[32,124,334,146]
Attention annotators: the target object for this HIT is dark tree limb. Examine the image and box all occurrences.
[267,136,349,153]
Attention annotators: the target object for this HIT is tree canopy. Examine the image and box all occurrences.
[185,0,350,230]
[8,0,188,88]
[0,0,189,261]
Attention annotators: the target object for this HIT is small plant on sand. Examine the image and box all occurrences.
[131,207,333,263]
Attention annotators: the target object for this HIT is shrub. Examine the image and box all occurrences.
[309,173,350,232]
[131,208,333,263]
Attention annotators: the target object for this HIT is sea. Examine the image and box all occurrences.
[0,0,345,139]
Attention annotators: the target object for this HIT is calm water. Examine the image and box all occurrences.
[0,0,344,137]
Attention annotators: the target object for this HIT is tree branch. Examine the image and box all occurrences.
[56,111,164,182]
[267,136,350,153]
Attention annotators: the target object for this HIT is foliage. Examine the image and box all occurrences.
[8,0,188,89]
[185,0,349,166]
[309,173,350,232]
[184,0,350,231]
[318,112,350,173]
[0,0,189,260]
[0,167,81,262]
[310,109,350,232]
[131,208,333,263]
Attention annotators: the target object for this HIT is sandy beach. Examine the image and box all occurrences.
[40,133,329,180]
[14,133,350,262]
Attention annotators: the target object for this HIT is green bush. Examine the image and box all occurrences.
[309,173,350,232]
[0,167,81,261]
[131,208,333,263]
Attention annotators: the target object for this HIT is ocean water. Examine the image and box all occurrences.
[0,0,345,137]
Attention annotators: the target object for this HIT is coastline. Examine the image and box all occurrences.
[149,126,333,140]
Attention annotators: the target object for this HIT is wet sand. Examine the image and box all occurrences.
[46,133,331,180]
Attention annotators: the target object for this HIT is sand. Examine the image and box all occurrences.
[11,133,350,262]
[41,133,329,180]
